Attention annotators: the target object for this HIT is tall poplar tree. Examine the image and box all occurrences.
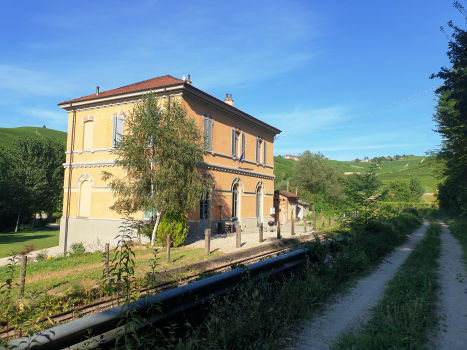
[102,93,207,244]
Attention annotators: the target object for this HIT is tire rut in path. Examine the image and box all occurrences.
[286,219,430,350]
[431,221,467,350]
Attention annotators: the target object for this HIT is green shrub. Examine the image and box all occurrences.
[70,242,85,254]
[157,211,187,247]
[35,250,48,262]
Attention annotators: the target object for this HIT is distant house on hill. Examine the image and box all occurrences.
[284,155,300,161]
[360,159,370,163]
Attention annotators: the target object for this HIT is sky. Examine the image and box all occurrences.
[0,0,464,161]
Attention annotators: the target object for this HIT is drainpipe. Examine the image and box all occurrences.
[64,108,76,252]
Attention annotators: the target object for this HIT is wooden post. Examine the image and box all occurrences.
[18,255,27,298]
[105,243,109,278]
[236,226,242,248]
[329,215,331,226]
[334,214,336,225]
[291,219,295,236]
[277,220,281,239]
[320,209,323,219]
[259,223,263,243]
[303,218,306,233]
[204,229,211,255]
[313,216,316,230]
[322,216,325,227]
[166,235,171,263]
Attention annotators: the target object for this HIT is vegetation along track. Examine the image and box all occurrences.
[0,234,327,340]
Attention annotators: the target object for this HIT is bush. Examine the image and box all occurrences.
[157,211,187,247]
[70,242,85,254]
[35,250,48,262]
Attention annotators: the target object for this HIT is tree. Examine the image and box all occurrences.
[431,1,467,214]
[291,151,345,209]
[344,165,382,223]
[0,136,65,231]
[102,93,207,245]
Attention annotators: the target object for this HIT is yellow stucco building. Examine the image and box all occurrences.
[58,75,281,251]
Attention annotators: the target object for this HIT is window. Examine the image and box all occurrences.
[231,128,237,157]
[144,209,156,220]
[203,114,214,151]
[112,112,125,148]
[232,184,239,217]
[200,189,210,220]
[241,133,246,160]
[255,136,266,164]
[83,121,94,150]
[78,180,92,217]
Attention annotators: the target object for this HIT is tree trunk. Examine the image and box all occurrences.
[15,212,20,233]
[150,211,162,245]
[30,213,36,230]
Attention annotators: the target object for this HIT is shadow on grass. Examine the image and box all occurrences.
[0,233,56,245]
[172,254,186,263]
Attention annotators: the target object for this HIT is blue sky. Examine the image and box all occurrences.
[1,0,463,160]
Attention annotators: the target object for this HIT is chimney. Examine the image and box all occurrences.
[296,187,298,195]
[187,74,192,84]
[287,180,289,192]
[182,75,186,81]
[224,93,234,106]
[96,86,99,96]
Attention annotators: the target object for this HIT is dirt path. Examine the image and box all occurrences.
[431,221,467,349]
[286,219,430,350]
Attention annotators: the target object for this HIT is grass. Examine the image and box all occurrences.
[0,127,66,149]
[0,227,60,258]
[439,215,467,274]
[333,219,441,350]
[0,245,221,298]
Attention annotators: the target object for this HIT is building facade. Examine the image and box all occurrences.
[58,75,281,251]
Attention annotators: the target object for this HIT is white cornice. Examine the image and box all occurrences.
[63,160,116,169]
[197,161,274,180]
[62,159,275,179]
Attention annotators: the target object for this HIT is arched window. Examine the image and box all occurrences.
[200,188,210,220]
[232,184,239,218]
[256,185,263,226]
[78,180,92,217]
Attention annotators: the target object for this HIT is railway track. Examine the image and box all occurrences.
[0,234,328,340]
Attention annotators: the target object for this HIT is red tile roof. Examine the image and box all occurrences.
[276,190,299,198]
[57,74,282,134]
[58,75,185,105]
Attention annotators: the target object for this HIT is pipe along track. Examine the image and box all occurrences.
[3,235,343,350]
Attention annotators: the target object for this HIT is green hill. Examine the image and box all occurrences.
[274,155,441,193]
[0,127,67,149]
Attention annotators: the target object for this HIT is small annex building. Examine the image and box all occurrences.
[273,190,300,223]
[58,75,281,251]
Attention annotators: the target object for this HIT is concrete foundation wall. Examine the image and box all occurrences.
[59,217,147,252]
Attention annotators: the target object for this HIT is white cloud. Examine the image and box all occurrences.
[0,65,72,96]
[18,107,68,130]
